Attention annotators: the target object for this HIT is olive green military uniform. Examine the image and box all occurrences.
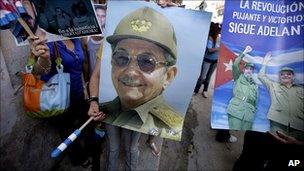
[227,53,258,130]
[258,65,304,140]
[100,95,184,141]
[101,6,182,171]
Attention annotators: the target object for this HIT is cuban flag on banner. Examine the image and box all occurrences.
[215,42,304,89]
[212,41,304,132]
[0,0,27,29]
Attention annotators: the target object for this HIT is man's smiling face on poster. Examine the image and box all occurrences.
[111,38,177,107]
[106,7,179,108]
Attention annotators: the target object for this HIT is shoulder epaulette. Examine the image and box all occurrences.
[150,104,183,130]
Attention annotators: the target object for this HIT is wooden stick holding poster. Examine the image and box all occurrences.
[51,117,94,158]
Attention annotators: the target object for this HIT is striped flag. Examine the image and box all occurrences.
[0,0,35,44]
[51,117,94,158]
[0,0,26,29]
[51,129,81,158]
[14,0,26,14]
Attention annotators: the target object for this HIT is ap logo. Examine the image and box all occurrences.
[288,160,300,167]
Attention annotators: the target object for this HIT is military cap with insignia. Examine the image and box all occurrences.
[244,62,254,68]
[107,7,177,64]
[280,67,294,74]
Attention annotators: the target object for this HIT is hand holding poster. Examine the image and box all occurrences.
[99,1,211,141]
[211,0,304,141]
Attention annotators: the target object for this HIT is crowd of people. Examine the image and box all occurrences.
[28,0,183,170]
[24,0,303,170]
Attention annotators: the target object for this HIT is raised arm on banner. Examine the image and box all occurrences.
[258,51,273,90]
[232,45,252,80]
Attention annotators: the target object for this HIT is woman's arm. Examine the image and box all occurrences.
[87,44,105,121]
[206,37,219,53]
[29,37,51,75]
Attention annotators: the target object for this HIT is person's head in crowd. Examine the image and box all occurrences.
[55,7,63,17]
[72,1,88,17]
[279,67,294,86]
[243,63,254,79]
[106,7,178,108]
[71,3,81,17]
[157,0,178,7]
[95,5,106,29]
[77,1,89,16]
[158,0,169,6]
[209,22,221,43]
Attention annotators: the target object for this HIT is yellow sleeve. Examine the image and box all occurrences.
[96,41,104,60]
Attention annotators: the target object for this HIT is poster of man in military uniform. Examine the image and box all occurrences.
[226,45,258,130]
[259,53,304,141]
[99,1,212,141]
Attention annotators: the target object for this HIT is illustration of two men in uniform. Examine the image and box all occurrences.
[227,46,303,141]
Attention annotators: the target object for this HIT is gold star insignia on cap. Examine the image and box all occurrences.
[130,19,152,32]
